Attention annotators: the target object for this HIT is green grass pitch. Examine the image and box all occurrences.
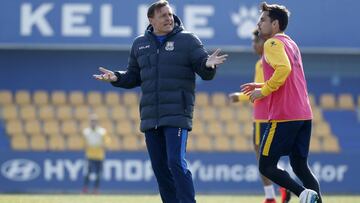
[1,194,359,203]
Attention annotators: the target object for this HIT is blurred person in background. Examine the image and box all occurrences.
[82,114,108,194]
[241,2,322,203]
[229,29,291,203]
[92,0,227,202]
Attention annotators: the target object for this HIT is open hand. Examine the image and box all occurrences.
[93,67,118,82]
[240,82,263,95]
[206,49,228,69]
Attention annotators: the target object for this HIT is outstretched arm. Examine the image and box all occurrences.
[189,34,227,80]
[93,42,141,89]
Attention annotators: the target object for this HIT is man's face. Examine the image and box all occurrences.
[257,11,274,39]
[149,5,174,36]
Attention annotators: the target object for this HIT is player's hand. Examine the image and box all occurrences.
[249,89,265,103]
[240,82,262,95]
[228,92,240,103]
[206,48,228,69]
[93,67,118,82]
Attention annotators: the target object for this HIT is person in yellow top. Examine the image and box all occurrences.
[82,114,108,194]
[229,29,291,203]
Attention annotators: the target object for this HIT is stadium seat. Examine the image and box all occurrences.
[67,136,85,151]
[320,93,336,109]
[195,92,210,107]
[69,91,85,106]
[38,105,55,121]
[322,136,340,152]
[211,92,227,107]
[218,107,234,122]
[61,120,79,137]
[191,121,206,136]
[33,90,49,106]
[232,136,252,152]
[0,90,12,105]
[19,105,37,121]
[15,90,31,105]
[312,107,324,123]
[5,120,24,135]
[182,136,193,151]
[309,136,322,152]
[93,106,109,120]
[48,136,66,151]
[127,106,140,121]
[30,135,47,151]
[122,136,139,151]
[105,91,120,106]
[51,91,67,106]
[43,120,61,136]
[236,107,252,123]
[105,135,121,150]
[213,137,231,151]
[192,107,202,121]
[115,120,134,136]
[338,93,354,109]
[206,121,223,136]
[99,120,115,135]
[314,122,332,138]
[74,105,90,121]
[201,107,217,122]
[24,120,42,135]
[2,105,18,121]
[56,105,73,121]
[242,123,253,138]
[111,106,127,121]
[79,120,90,131]
[123,92,138,106]
[224,121,242,137]
[195,136,212,151]
[87,91,103,107]
[11,135,29,150]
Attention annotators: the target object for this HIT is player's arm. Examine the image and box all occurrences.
[93,41,141,88]
[111,42,141,89]
[260,38,291,96]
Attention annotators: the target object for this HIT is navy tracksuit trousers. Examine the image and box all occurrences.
[145,127,196,203]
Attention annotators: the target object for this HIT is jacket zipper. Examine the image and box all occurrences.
[155,48,160,129]
[151,33,173,130]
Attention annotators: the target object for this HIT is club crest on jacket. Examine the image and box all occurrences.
[165,41,174,51]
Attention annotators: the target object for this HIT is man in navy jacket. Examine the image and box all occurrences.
[94,1,227,202]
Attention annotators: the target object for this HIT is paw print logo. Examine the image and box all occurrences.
[231,6,260,39]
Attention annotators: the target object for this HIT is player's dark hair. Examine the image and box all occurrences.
[260,2,290,31]
[147,0,169,18]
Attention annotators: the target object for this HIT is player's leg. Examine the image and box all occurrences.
[254,122,276,203]
[82,159,91,193]
[145,128,179,203]
[258,121,306,197]
[164,127,196,203]
[93,160,102,193]
[290,120,322,203]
